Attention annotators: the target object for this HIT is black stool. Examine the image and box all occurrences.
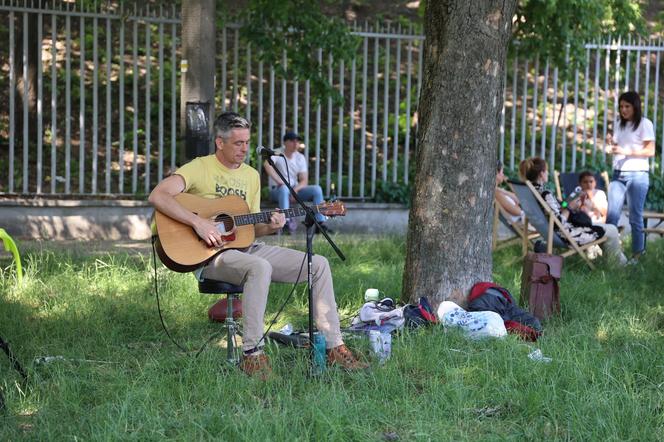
[198,279,244,365]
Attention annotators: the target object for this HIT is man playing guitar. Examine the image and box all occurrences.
[148,112,367,379]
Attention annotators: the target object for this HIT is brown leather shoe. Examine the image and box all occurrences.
[326,344,369,371]
[239,353,272,380]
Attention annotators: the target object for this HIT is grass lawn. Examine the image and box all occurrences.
[1,236,663,440]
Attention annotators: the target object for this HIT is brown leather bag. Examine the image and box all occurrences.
[520,253,563,320]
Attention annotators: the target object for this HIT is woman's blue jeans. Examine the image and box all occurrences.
[606,170,649,254]
[269,185,326,223]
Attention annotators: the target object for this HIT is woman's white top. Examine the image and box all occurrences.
[612,117,655,172]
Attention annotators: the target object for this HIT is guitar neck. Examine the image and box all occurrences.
[233,206,318,227]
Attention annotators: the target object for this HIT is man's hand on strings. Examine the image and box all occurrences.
[194,217,228,248]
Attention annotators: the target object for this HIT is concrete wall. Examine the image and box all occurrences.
[0,197,409,240]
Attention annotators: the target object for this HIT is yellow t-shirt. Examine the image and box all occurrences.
[175,154,261,213]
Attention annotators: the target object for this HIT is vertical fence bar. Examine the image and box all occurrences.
[105,17,112,193]
[540,58,549,160]
[500,66,506,164]
[624,36,632,91]
[326,53,333,196]
[51,13,58,194]
[371,35,379,197]
[337,60,345,196]
[509,52,518,170]
[652,43,660,171]
[158,21,164,182]
[269,65,275,153]
[145,19,151,194]
[314,49,322,186]
[22,12,29,193]
[382,30,390,182]
[549,66,557,170]
[257,60,264,172]
[281,50,286,138]
[359,32,369,197]
[572,66,579,171]
[92,14,98,193]
[132,18,138,193]
[560,47,570,172]
[634,39,641,93]
[643,38,651,118]
[404,35,412,184]
[302,77,308,162]
[520,58,528,164]
[348,55,356,196]
[36,12,43,193]
[232,27,239,113]
[119,15,125,192]
[582,48,590,166]
[530,56,539,157]
[8,11,15,193]
[293,78,299,136]
[602,38,610,164]
[246,44,252,123]
[221,26,227,111]
[246,44,253,166]
[392,34,401,183]
[592,46,600,163]
[171,10,177,172]
[65,14,71,193]
[79,14,85,192]
[614,37,621,120]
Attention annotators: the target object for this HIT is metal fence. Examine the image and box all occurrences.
[1,1,663,199]
[0,0,180,196]
[501,37,664,176]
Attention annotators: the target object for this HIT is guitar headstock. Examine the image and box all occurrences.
[318,200,347,217]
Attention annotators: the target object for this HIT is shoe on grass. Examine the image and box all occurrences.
[315,222,335,235]
[239,353,272,380]
[326,344,369,371]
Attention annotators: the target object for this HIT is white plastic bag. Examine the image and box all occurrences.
[437,301,507,339]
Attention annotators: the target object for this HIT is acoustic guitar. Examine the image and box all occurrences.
[153,193,346,272]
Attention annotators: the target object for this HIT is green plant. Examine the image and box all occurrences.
[374,179,411,206]
[646,172,664,212]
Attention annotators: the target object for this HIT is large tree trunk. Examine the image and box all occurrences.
[403,0,516,307]
[180,0,217,162]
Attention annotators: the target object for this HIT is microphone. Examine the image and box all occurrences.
[256,145,283,157]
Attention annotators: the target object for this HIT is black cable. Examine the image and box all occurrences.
[151,236,308,357]
[151,237,191,353]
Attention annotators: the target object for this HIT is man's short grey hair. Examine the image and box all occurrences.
[214,112,251,140]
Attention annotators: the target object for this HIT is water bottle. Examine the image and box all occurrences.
[561,186,582,208]
[329,183,337,202]
[312,332,326,374]
[380,331,392,363]
[369,330,391,364]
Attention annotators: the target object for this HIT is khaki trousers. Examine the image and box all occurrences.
[201,242,343,351]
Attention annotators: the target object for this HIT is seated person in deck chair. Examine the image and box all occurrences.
[495,161,524,223]
[519,157,627,265]
[569,171,608,224]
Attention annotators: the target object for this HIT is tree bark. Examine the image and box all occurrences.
[403,0,516,307]
[180,0,216,161]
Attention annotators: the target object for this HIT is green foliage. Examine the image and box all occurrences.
[646,172,664,212]
[239,0,360,105]
[374,179,412,206]
[513,0,645,73]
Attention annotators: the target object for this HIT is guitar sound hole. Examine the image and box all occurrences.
[214,214,235,234]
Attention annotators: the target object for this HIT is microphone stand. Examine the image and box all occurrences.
[263,152,345,374]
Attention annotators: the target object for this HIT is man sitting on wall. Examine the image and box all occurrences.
[263,132,333,235]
